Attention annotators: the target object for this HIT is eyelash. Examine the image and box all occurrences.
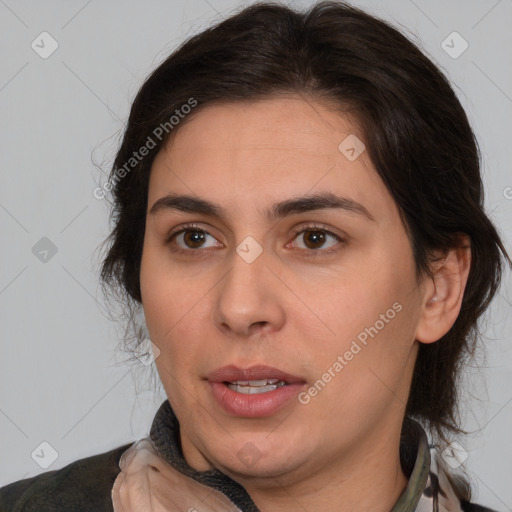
[166,223,345,258]
[289,224,345,257]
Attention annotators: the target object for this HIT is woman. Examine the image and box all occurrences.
[0,1,509,511]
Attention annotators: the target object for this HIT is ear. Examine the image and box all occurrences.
[414,235,471,344]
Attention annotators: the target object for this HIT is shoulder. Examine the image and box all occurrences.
[0,442,133,512]
[461,501,499,512]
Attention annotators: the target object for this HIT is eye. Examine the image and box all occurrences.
[289,224,344,255]
[166,223,345,257]
[167,224,222,253]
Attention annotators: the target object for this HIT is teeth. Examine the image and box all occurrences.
[228,379,281,386]
[226,379,287,394]
[249,379,279,386]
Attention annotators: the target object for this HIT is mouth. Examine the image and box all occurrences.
[225,379,288,394]
[206,365,306,417]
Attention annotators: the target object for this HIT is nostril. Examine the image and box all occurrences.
[250,321,269,330]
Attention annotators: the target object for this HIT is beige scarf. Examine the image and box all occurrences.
[111,437,242,512]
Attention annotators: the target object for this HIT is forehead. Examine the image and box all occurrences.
[163,95,359,158]
[148,95,394,224]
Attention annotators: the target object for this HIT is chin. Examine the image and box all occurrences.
[210,437,306,482]
[222,455,302,483]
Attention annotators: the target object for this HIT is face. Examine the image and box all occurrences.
[140,95,427,487]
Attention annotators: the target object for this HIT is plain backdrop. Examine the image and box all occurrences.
[1,0,511,510]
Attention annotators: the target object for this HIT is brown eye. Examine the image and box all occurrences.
[302,230,328,249]
[169,227,221,252]
[182,230,208,249]
[292,227,341,252]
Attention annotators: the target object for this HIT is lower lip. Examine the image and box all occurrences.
[209,382,305,418]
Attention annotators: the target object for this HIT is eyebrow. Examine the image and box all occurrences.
[149,192,375,222]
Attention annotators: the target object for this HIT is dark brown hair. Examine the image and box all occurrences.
[100,0,510,467]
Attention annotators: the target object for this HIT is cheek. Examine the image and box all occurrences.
[309,244,420,388]
[140,251,184,352]
[140,246,217,372]
[322,260,414,344]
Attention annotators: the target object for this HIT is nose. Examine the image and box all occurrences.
[212,245,286,339]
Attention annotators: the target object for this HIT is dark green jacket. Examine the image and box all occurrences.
[0,443,130,511]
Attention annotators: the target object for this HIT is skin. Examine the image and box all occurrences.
[139,94,471,512]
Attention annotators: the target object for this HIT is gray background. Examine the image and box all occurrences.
[1,0,511,509]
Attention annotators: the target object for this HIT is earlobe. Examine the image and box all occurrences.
[415,235,471,344]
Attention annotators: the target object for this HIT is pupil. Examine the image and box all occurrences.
[185,230,205,248]
[305,230,325,249]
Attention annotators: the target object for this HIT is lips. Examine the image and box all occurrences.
[206,365,306,417]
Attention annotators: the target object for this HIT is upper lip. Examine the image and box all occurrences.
[206,365,305,384]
